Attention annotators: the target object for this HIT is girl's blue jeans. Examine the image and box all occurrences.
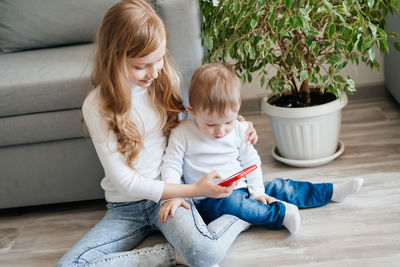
[197,178,333,230]
[55,178,332,267]
[55,198,249,267]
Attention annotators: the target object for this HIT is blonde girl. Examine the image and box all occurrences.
[56,1,257,266]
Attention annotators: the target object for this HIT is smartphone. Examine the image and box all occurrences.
[217,165,257,186]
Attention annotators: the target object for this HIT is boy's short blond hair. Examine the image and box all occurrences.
[189,63,241,117]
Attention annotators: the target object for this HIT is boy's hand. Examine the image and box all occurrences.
[237,115,258,145]
[159,198,190,223]
[253,194,276,204]
[195,171,238,199]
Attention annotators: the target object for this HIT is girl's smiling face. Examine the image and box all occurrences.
[126,39,166,87]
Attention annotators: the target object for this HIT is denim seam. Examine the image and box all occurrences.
[190,200,239,240]
[141,201,153,226]
[87,245,171,266]
[74,226,151,265]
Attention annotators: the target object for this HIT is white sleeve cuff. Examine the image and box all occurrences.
[129,177,165,202]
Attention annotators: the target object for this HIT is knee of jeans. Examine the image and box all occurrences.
[181,239,224,267]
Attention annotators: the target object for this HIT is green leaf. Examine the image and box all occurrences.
[347,78,355,87]
[367,0,375,8]
[250,19,257,29]
[350,53,359,64]
[368,47,375,62]
[280,30,290,37]
[247,72,253,83]
[306,38,313,47]
[286,0,293,9]
[260,75,265,87]
[394,42,400,52]
[234,2,241,15]
[328,83,335,93]
[347,41,354,53]
[257,0,265,9]
[241,75,246,85]
[369,24,377,38]
[335,62,347,74]
[268,11,276,27]
[382,38,389,52]
[266,54,273,64]
[277,16,286,33]
[328,24,336,39]
[300,70,308,83]
[342,1,349,12]
[336,87,343,100]
[308,27,320,36]
[205,36,213,51]
[363,36,373,50]
[244,42,251,54]
[312,44,319,56]
[295,16,304,28]
[334,75,346,83]
[300,57,307,69]
[249,47,256,59]
[322,75,329,83]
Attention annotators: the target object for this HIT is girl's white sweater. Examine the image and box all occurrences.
[82,85,165,203]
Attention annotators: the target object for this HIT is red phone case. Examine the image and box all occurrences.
[217,165,257,186]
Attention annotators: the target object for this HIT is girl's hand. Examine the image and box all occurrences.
[195,171,237,198]
[159,198,190,223]
[253,194,276,204]
[237,115,258,145]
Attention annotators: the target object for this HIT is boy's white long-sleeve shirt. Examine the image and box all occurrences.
[162,119,265,200]
[82,85,166,203]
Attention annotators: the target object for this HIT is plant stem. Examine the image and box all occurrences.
[290,77,298,96]
[300,79,311,105]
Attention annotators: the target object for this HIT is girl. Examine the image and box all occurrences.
[56,1,255,266]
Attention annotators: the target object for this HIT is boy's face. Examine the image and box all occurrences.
[188,106,238,139]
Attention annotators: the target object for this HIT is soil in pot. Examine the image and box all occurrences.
[268,89,337,108]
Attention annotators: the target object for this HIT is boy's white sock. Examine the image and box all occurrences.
[331,177,364,202]
[281,201,301,235]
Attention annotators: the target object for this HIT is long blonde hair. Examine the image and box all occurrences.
[91,0,185,168]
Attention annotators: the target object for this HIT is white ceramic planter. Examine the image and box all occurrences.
[261,94,348,162]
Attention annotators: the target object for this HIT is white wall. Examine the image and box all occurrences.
[241,53,384,100]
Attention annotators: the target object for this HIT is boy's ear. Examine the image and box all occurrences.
[185,104,195,116]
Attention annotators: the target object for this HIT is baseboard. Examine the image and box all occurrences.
[240,82,388,115]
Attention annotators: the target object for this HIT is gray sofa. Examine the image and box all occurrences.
[0,0,203,209]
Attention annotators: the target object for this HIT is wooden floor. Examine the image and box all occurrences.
[1,91,399,267]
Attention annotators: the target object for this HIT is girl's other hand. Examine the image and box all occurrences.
[237,115,258,145]
[159,198,190,223]
[195,171,236,198]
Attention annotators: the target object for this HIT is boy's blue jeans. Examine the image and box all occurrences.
[197,178,333,229]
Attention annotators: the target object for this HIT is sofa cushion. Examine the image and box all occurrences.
[0,0,119,53]
[0,44,93,117]
[0,109,85,147]
[0,138,104,209]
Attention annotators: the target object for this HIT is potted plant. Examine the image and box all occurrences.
[200,0,399,166]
